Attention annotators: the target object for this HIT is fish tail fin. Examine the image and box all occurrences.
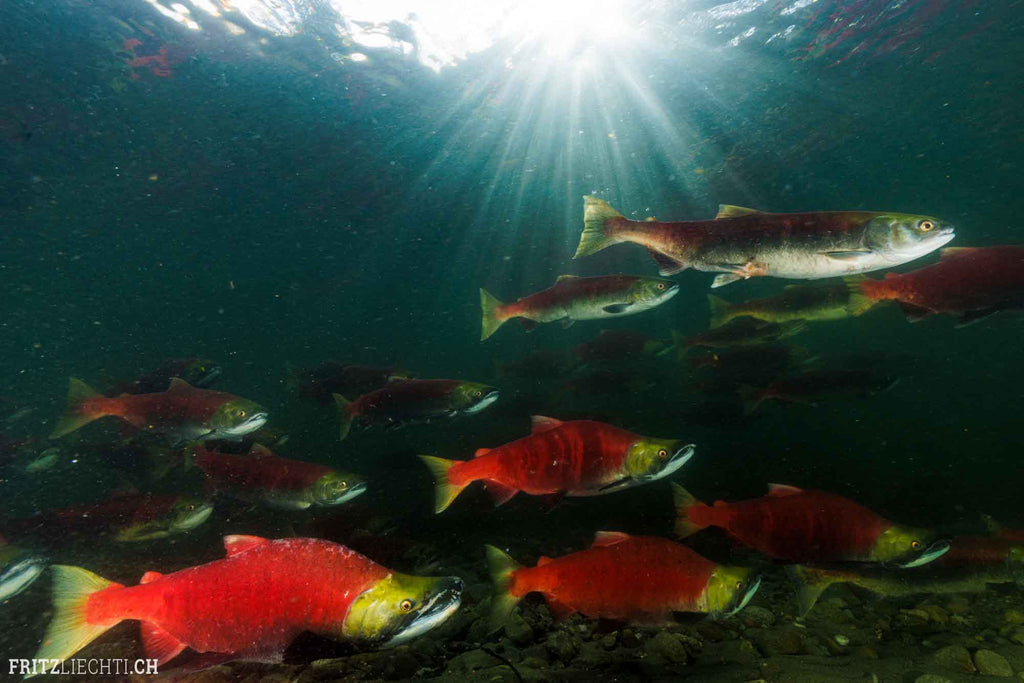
[574,196,623,258]
[842,275,877,316]
[50,378,104,439]
[333,394,355,441]
[785,565,836,618]
[485,544,524,632]
[706,294,735,328]
[418,455,469,513]
[33,565,123,666]
[671,483,710,538]
[479,289,509,341]
[737,384,768,416]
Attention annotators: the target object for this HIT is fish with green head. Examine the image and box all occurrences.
[576,196,955,287]
[334,379,499,440]
[480,274,679,340]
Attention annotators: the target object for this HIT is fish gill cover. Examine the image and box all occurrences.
[0,0,1022,680]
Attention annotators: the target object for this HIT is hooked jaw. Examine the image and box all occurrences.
[898,539,951,568]
[385,576,464,646]
[464,390,500,414]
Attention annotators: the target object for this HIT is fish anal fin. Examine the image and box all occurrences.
[223,534,269,557]
[537,492,564,511]
[141,621,187,665]
[647,248,687,276]
[485,482,517,507]
[591,531,631,548]
[536,556,554,567]
[519,319,539,333]
[560,318,576,329]
[166,378,192,392]
[715,205,762,219]
[530,415,564,434]
[711,273,743,288]
[898,301,933,322]
[956,306,1001,328]
[767,483,804,497]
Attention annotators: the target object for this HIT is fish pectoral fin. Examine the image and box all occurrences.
[898,301,933,322]
[711,273,743,288]
[715,205,763,219]
[597,477,632,493]
[823,249,874,261]
[560,318,576,328]
[141,621,187,666]
[602,304,632,314]
[647,248,687,276]
[956,306,1001,327]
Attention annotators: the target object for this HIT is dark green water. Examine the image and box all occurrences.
[1,1,1022,680]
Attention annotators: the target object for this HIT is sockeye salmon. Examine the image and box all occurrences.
[673,483,949,567]
[420,416,695,512]
[0,536,45,602]
[193,443,366,510]
[50,378,267,445]
[333,379,499,441]
[707,277,876,328]
[487,532,760,627]
[480,274,678,340]
[32,535,463,669]
[860,245,1024,326]
[576,196,954,288]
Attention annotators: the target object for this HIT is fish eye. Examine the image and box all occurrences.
[918,220,934,232]
[187,504,196,511]
[399,599,414,612]
[911,540,921,550]
[474,390,482,397]
[657,448,668,458]
[237,409,247,418]
[735,581,744,590]
[657,283,665,290]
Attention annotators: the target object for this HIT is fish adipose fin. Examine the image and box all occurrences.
[32,565,124,665]
[50,378,104,440]
[575,196,623,258]
[485,545,524,632]
[767,483,804,497]
[141,620,187,665]
[332,394,355,441]
[785,565,836,618]
[484,482,517,506]
[898,301,933,323]
[671,483,708,538]
[647,248,687,276]
[480,289,509,341]
[418,455,469,513]
[715,205,762,219]
[555,274,580,282]
[706,294,734,328]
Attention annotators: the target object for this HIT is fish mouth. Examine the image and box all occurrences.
[175,504,214,532]
[727,574,762,616]
[465,391,500,414]
[385,577,464,647]
[320,481,368,506]
[635,443,696,484]
[898,539,951,568]
[213,411,269,439]
[0,556,46,601]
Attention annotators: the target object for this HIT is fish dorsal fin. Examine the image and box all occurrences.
[536,556,554,567]
[555,274,580,283]
[715,205,762,219]
[591,531,631,548]
[939,247,978,261]
[140,570,164,584]
[768,483,804,497]
[167,377,192,392]
[474,447,492,458]
[530,415,564,434]
[224,534,269,557]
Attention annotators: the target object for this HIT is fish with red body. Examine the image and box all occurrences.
[33,535,463,669]
[576,196,954,287]
[193,443,366,510]
[860,246,1024,325]
[419,416,694,512]
[480,274,678,340]
[739,368,899,414]
[487,532,760,627]
[50,378,267,445]
[116,358,222,395]
[291,361,414,404]
[933,535,1024,570]
[15,492,212,542]
[673,483,949,567]
[333,378,498,441]
[673,318,806,352]
[572,329,667,365]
